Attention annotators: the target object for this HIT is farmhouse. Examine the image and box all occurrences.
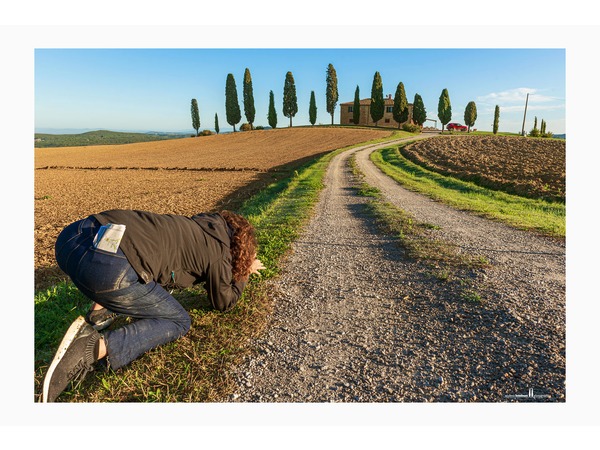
[340,94,413,128]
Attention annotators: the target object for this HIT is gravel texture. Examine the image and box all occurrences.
[230,136,565,403]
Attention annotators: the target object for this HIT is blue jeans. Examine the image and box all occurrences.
[55,216,191,370]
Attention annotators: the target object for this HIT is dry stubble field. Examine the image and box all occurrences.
[35,127,392,289]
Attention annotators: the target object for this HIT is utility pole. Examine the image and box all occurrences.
[521,93,529,136]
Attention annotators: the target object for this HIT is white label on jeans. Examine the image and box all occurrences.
[93,223,126,253]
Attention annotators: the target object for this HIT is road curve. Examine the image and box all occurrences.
[230,135,565,404]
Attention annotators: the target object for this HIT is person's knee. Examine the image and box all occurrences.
[174,313,191,337]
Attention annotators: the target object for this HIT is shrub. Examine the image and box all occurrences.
[240,123,252,131]
[529,116,540,137]
[255,125,265,130]
[402,123,421,133]
[200,129,212,136]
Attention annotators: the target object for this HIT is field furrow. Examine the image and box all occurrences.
[402,135,565,202]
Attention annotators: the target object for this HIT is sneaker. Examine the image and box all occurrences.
[42,316,101,403]
[85,307,118,331]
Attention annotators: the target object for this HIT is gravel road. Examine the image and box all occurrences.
[230,136,565,403]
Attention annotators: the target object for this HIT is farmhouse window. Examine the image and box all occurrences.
[385,119,390,123]
[348,106,353,112]
[386,106,393,113]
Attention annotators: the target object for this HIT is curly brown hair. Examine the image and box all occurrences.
[220,210,257,283]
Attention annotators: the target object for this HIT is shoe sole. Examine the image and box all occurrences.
[42,316,87,403]
[90,315,116,331]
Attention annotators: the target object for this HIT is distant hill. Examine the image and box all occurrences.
[34,129,189,148]
[553,134,566,140]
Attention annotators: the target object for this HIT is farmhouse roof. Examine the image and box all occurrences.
[340,96,411,106]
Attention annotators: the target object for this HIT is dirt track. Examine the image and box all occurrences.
[231,136,565,402]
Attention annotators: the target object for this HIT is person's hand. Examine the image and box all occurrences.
[249,258,266,276]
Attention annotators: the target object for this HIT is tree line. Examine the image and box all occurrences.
[190,64,543,136]
[437,89,552,137]
[360,73,480,133]
[190,64,339,135]
[528,116,554,138]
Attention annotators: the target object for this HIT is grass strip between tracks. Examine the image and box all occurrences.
[349,154,489,305]
[34,131,408,402]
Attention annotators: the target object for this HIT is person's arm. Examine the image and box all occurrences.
[205,253,247,312]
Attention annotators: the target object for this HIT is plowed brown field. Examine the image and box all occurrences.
[401,135,565,202]
[35,127,392,289]
[35,127,392,170]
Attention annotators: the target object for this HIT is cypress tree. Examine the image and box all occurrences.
[392,82,409,128]
[191,98,200,136]
[370,71,384,126]
[268,90,277,129]
[493,105,500,134]
[243,68,256,130]
[437,88,452,132]
[529,116,540,137]
[309,90,317,126]
[326,63,338,125]
[412,93,427,127]
[283,71,298,127]
[353,85,361,125]
[464,101,477,132]
[215,113,220,134]
[225,73,241,132]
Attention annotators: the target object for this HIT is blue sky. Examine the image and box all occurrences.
[35,48,565,135]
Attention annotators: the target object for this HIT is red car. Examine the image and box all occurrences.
[446,122,468,131]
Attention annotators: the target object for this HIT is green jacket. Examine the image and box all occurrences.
[93,209,246,311]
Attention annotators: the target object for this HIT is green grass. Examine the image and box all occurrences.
[461,289,483,304]
[351,154,488,268]
[455,130,521,137]
[371,145,565,238]
[35,130,189,148]
[349,154,488,304]
[467,130,566,140]
[34,132,405,403]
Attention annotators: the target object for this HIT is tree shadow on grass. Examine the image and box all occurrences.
[34,149,332,399]
[212,151,332,211]
[34,150,332,292]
